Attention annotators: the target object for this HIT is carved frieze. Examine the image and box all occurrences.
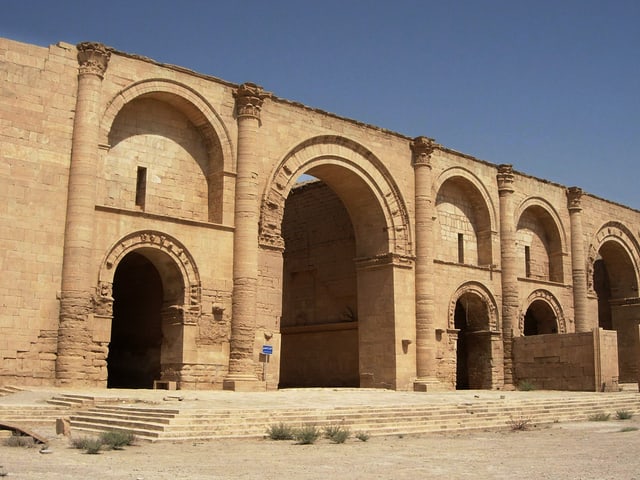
[76,42,111,78]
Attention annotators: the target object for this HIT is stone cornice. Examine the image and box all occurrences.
[234,82,271,120]
[76,42,111,78]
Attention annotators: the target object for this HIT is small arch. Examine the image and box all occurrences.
[434,168,497,266]
[259,135,412,258]
[516,198,567,283]
[519,290,566,335]
[448,282,499,331]
[449,282,500,390]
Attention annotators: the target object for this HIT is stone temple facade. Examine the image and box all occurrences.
[1,37,638,392]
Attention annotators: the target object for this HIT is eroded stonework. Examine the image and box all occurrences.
[0,36,638,390]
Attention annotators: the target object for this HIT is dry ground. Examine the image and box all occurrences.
[1,418,639,479]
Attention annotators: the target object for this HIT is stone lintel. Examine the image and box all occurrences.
[354,253,415,270]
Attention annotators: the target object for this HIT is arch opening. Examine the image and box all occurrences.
[516,205,564,283]
[523,300,558,335]
[279,178,359,387]
[594,239,640,382]
[108,251,164,388]
[454,292,492,390]
[436,176,493,266]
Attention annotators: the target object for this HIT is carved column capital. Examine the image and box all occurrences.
[234,82,270,120]
[497,164,515,194]
[76,42,111,78]
[567,186,584,212]
[410,136,437,167]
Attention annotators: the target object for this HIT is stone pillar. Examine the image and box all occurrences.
[497,164,518,388]
[56,42,110,385]
[410,137,443,391]
[568,187,589,332]
[224,83,270,391]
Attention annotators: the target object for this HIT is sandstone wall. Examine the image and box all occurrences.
[513,329,619,391]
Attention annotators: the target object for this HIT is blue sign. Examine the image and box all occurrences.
[262,345,273,355]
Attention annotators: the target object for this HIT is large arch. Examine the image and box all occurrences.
[516,197,567,283]
[96,230,202,388]
[259,135,412,257]
[99,79,235,224]
[448,282,501,389]
[262,136,415,390]
[588,221,640,382]
[434,167,497,266]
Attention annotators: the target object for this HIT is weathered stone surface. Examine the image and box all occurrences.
[1,36,639,392]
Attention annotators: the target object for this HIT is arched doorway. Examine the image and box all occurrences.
[453,292,493,389]
[523,300,558,335]
[279,179,359,387]
[107,252,163,388]
[592,234,640,382]
[260,136,414,390]
[99,231,202,389]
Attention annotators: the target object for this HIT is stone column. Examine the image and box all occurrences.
[56,42,110,385]
[568,187,589,332]
[497,164,518,388]
[224,83,270,391]
[411,136,442,391]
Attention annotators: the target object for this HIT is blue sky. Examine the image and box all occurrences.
[2,0,639,208]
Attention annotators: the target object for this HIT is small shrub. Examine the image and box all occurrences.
[99,430,136,450]
[619,426,638,433]
[355,431,370,442]
[517,380,536,391]
[508,416,532,431]
[4,434,36,448]
[616,410,633,420]
[71,436,103,454]
[588,412,611,422]
[324,425,350,444]
[266,423,295,440]
[294,424,321,445]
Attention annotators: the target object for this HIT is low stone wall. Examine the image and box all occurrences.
[513,329,618,391]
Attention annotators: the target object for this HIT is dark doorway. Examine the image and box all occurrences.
[454,293,492,390]
[594,259,613,330]
[523,300,558,335]
[107,251,163,388]
[279,179,359,388]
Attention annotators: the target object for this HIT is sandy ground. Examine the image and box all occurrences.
[1,418,639,479]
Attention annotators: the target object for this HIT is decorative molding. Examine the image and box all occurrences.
[496,164,515,194]
[98,230,202,321]
[567,186,583,212]
[77,42,111,78]
[447,281,499,331]
[234,82,271,120]
[519,289,566,334]
[258,135,413,257]
[354,253,415,270]
[410,136,438,167]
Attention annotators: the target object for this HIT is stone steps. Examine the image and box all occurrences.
[0,405,70,425]
[67,393,640,442]
[0,385,23,397]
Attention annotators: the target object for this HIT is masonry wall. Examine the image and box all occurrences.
[513,329,619,391]
[1,36,640,391]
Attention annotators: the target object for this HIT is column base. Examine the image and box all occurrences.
[223,375,266,392]
[413,378,449,392]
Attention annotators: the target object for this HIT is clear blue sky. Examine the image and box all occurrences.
[2,0,639,208]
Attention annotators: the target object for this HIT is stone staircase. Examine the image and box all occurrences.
[69,392,640,442]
